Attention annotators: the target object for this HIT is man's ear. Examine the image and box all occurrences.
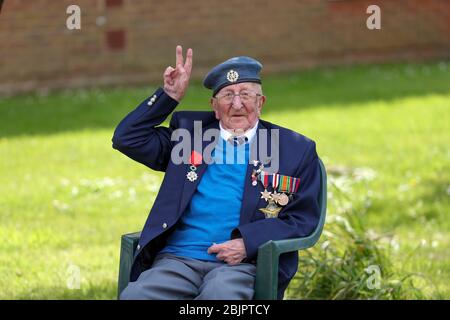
[258,95,266,116]
[211,98,220,120]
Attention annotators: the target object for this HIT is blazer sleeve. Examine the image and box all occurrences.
[232,140,321,260]
[111,87,180,172]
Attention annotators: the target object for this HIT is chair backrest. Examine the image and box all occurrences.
[313,158,327,243]
[301,157,327,247]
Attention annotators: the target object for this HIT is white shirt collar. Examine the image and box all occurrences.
[219,120,259,143]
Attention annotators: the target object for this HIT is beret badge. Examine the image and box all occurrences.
[226,69,239,83]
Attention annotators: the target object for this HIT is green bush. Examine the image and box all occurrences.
[287,167,427,299]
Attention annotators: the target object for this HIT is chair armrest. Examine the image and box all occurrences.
[269,235,322,254]
[254,235,322,300]
[117,231,141,299]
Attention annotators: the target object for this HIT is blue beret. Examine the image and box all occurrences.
[203,56,263,96]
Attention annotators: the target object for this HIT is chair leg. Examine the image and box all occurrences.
[117,232,141,299]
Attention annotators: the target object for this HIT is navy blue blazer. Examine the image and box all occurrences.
[112,88,321,299]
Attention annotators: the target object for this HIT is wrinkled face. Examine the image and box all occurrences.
[211,82,266,133]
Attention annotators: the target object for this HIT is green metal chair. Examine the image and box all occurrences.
[117,158,327,299]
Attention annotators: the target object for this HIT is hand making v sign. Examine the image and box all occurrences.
[163,45,193,102]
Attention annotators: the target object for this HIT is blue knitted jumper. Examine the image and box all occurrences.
[160,138,249,261]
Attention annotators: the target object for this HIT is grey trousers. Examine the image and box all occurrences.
[120,253,256,300]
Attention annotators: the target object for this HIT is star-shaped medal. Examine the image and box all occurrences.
[260,189,272,202]
[271,191,280,203]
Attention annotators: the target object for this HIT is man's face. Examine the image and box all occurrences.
[211,82,266,133]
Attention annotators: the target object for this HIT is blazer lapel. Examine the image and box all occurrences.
[177,120,220,216]
[239,121,272,225]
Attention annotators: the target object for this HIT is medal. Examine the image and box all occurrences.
[187,151,202,182]
[251,161,264,187]
[252,163,301,217]
[259,171,272,201]
[271,190,280,203]
[277,193,289,206]
[260,189,272,201]
[251,169,258,186]
[258,171,272,200]
[258,171,282,218]
[276,174,300,194]
[259,200,282,218]
[270,176,287,206]
[186,166,198,182]
[273,174,301,205]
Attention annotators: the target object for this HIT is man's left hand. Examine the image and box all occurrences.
[207,239,247,265]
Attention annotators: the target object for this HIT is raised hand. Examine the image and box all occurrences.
[163,45,193,102]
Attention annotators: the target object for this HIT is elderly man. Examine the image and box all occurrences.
[113,46,320,300]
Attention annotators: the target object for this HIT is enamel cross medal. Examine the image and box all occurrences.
[186,166,198,182]
[187,151,202,182]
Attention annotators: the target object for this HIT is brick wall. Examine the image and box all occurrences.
[0,0,449,95]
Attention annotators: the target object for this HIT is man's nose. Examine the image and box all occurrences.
[231,95,243,110]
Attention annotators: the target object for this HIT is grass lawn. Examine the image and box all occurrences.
[0,61,449,299]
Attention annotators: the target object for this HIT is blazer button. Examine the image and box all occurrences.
[137,244,141,250]
[162,223,168,229]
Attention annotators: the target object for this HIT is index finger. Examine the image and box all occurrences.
[175,45,183,67]
[207,243,221,254]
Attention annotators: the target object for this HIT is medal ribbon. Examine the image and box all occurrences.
[190,150,203,167]
[276,174,301,193]
[272,173,279,190]
[259,172,301,193]
[258,171,271,189]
